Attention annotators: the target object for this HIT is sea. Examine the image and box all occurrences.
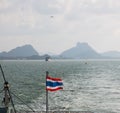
[0,59,120,113]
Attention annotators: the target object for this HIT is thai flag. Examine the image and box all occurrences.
[46,76,63,92]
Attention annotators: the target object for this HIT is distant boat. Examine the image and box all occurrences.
[85,62,88,64]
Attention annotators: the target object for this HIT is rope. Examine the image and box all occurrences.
[10,91,35,112]
[8,89,17,113]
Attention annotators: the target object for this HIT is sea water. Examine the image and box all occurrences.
[0,60,120,113]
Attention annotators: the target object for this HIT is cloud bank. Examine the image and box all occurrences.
[0,0,120,54]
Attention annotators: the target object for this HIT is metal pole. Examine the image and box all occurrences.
[4,82,10,108]
[46,71,49,113]
[0,64,6,82]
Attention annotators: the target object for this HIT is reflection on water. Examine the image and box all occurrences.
[0,60,120,113]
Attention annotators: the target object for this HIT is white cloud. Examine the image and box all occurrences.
[0,0,10,11]
[1,0,120,54]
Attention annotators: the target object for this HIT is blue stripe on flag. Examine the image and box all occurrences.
[46,81,63,87]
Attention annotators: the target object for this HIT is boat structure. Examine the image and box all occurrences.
[0,64,15,113]
[0,64,35,113]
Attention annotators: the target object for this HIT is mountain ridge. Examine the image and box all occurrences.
[0,43,120,59]
[0,44,39,57]
[101,51,120,58]
[60,42,101,59]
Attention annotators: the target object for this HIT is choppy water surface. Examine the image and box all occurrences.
[0,60,120,113]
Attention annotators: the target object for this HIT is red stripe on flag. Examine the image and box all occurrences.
[47,76,62,81]
[46,87,63,92]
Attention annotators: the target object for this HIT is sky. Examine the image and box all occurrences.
[1,0,120,55]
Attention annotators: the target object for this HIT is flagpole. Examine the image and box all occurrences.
[46,71,49,113]
[45,56,49,113]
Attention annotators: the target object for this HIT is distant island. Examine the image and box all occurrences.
[60,42,120,59]
[0,42,120,60]
[60,42,101,59]
[0,45,50,60]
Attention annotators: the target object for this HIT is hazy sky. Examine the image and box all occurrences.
[1,0,120,54]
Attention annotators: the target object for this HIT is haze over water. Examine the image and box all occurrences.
[0,60,120,113]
